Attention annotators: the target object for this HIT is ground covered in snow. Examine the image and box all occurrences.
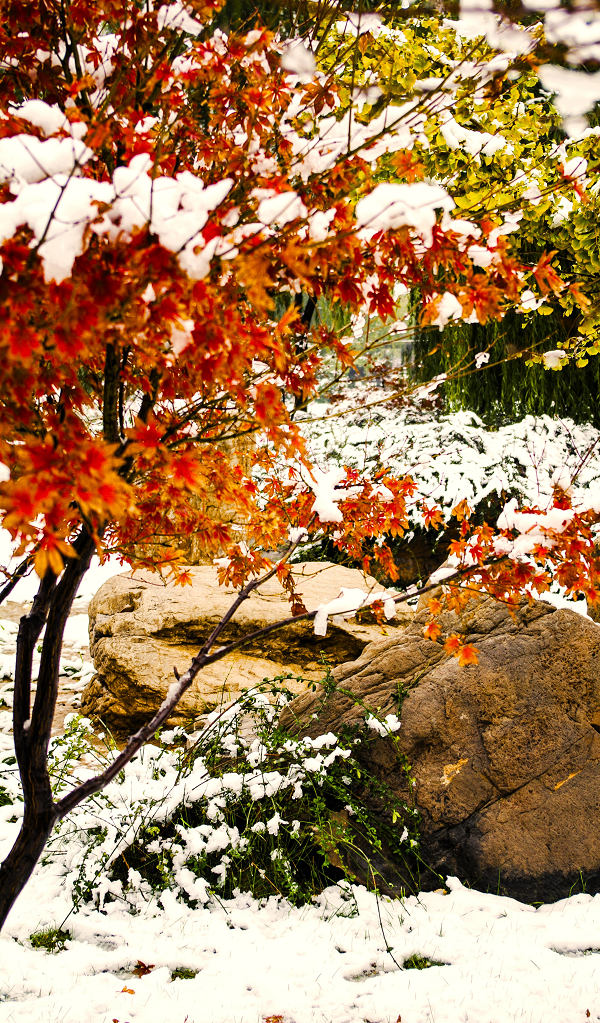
[2,866,600,1023]
[1,409,600,1023]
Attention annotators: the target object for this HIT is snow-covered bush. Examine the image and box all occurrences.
[296,387,600,585]
[301,390,600,525]
[6,682,418,915]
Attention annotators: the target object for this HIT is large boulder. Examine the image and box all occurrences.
[281,596,600,902]
[81,562,409,732]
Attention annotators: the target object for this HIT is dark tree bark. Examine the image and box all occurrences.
[0,797,58,929]
[0,530,96,931]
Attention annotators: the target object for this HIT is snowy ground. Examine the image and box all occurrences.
[1,411,600,1022]
[1,867,600,1023]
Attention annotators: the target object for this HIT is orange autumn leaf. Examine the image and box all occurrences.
[423,620,441,642]
[568,282,591,311]
[451,499,471,522]
[422,502,444,529]
[33,537,76,578]
[443,633,462,655]
[275,303,299,336]
[533,250,564,297]
[174,569,194,587]
[457,644,479,667]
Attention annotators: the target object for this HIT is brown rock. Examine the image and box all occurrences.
[281,596,600,901]
[81,562,410,732]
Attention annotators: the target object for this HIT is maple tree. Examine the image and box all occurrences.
[1,0,600,930]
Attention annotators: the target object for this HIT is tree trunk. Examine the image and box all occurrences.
[0,530,96,932]
[0,802,57,931]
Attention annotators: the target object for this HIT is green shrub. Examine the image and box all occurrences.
[403,954,446,970]
[29,927,71,952]
[107,679,419,907]
[46,680,420,914]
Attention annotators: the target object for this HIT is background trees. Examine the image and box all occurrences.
[1,0,600,930]
[312,4,600,422]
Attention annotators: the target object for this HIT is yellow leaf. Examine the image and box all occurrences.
[47,547,65,576]
[441,757,468,788]
[34,548,49,578]
[554,770,581,791]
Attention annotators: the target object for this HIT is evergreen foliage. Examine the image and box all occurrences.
[410,311,600,429]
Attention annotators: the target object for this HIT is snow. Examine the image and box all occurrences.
[313,586,400,637]
[454,1,535,54]
[282,100,424,182]
[7,608,600,1022]
[439,115,510,158]
[496,497,576,557]
[335,13,384,37]
[355,182,454,245]
[256,191,308,226]
[0,173,111,283]
[1,839,600,1023]
[157,1,203,36]
[0,134,92,185]
[537,65,600,135]
[305,465,361,524]
[300,396,600,536]
[365,712,401,736]
[0,148,235,282]
[280,40,316,80]
[430,291,463,329]
[8,100,72,137]
[298,393,600,609]
[542,349,568,370]
[544,9,600,63]
[313,587,372,636]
